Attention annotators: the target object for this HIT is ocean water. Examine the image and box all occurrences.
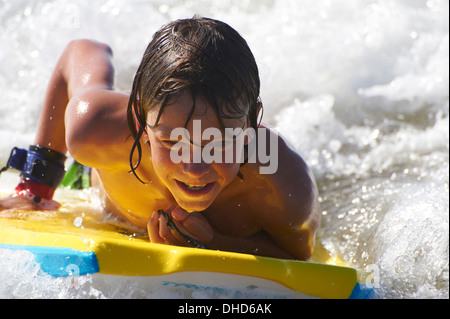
[0,0,448,299]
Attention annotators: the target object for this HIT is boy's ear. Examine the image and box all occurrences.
[242,100,263,145]
[142,129,149,142]
[256,101,263,124]
[245,101,263,127]
[257,101,263,113]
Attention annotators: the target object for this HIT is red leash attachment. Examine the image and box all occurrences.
[14,179,61,210]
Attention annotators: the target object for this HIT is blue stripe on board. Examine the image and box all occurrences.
[0,244,99,277]
[348,283,376,299]
[1,243,377,298]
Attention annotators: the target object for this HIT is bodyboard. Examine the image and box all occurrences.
[0,209,375,299]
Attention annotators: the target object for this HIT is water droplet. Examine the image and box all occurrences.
[73,217,83,227]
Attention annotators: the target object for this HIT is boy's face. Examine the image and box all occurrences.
[146,91,247,212]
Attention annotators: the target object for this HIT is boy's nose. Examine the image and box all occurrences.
[182,161,210,178]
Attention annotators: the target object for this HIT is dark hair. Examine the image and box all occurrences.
[126,17,262,182]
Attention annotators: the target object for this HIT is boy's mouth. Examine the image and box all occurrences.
[175,180,215,196]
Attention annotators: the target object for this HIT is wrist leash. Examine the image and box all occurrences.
[1,145,67,210]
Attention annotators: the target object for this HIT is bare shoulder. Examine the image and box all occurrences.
[242,127,321,232]
[65,88,132,169]
[235,127,321,259]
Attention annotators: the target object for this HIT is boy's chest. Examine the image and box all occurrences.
[97,166,268,237]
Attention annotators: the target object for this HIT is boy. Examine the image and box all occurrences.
[0,17,320,260]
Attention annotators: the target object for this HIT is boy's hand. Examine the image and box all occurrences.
[0,195,42,212]
[147,206,213,248]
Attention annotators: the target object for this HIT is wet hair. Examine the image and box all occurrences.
[126,16,262,182]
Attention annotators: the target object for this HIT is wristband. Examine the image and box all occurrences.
[1,145,67,210]
[2,145,66,188]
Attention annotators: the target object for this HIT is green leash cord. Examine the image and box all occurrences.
[60,161,91,189]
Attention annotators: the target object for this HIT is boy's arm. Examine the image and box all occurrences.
[35,39,114,155]
[0,39,115,211]
[265,195,321,260]
[256,136,322,260]
[207,190,320,261]
[148,206,298,259]
[210,229,299,260]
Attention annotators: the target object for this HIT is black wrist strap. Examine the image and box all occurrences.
[1,145,67,188]
[158,210,209,249]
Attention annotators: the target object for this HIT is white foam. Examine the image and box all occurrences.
[372,183,449,298]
